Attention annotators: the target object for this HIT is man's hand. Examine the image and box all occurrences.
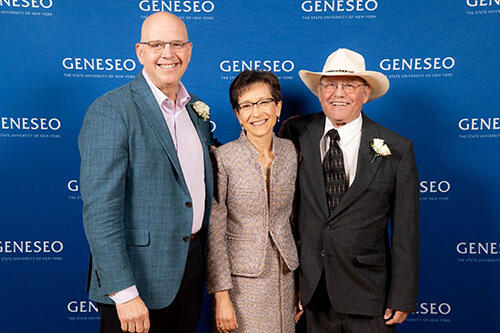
[294,299,304,323]
[384,308,409,325]
[115,296,150,333]
[214,291,238,333]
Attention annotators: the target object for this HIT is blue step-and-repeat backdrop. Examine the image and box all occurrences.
[1,1,499,332]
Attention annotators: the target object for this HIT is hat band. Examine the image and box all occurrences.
[325,69,355,73]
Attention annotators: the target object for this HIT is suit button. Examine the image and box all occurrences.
[183,236,190,242]
[185,202,192,208]
[320,250,325,257]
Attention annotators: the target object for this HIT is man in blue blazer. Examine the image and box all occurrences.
[78,12,215,333]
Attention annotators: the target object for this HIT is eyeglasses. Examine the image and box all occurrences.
[318,81,367,94]
[237,98,275,113]
[139,40,190,53]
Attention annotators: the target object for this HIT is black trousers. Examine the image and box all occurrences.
[304,274,396,333]
[97,236,204,333]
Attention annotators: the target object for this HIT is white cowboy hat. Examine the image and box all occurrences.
[299,48,389,101]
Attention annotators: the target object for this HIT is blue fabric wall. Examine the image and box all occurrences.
[1,1,499,331]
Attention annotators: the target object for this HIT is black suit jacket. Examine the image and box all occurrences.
[281,112,419,316]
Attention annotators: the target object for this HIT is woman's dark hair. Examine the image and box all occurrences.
[229,70,282,110]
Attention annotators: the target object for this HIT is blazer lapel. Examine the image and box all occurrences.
[186,99,213,199]
[185,99,205,145]
[130,74,187,191]
[328,113,383,222]
[301,114,329,219]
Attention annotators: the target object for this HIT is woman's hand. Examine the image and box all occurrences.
[214,290,238,332]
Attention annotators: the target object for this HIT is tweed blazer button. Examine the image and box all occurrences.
[185,201,192,208]
[182,236,190,242]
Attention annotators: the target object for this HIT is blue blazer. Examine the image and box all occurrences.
[78,73,214,308]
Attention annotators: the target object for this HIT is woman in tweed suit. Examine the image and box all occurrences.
[207,70,299,333]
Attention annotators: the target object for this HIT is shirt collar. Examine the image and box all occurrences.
[142,69,191,110]
[323,113,363,145]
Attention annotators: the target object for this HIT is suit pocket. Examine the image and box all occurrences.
[226,237,262,276]
[125,228,150,247]
[355,253,385,267]
[367,179,391,193]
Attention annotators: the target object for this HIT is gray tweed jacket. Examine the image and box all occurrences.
[207,133,299,293]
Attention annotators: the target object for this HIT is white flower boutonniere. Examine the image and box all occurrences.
[191,101,210,122]
[370,138,391,163]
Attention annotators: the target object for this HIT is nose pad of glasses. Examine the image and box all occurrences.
[333,84,346,95]
[255,102,268,113]
[160,44,174,56]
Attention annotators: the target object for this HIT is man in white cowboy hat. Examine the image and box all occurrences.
[281,48,419,332]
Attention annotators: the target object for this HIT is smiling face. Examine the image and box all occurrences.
[136,12,192,100]
[235,82,282,141]
[317,76,371,127]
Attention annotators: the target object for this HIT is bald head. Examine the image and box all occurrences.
[140,11,188,42]
[136,12,192,101]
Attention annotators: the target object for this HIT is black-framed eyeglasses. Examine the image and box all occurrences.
[139,40,190,53]
[237,98,275,113]
[318,81,367,94]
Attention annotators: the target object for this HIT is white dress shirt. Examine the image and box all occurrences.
[320,114,363,187]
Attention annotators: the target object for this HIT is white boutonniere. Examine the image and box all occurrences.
[370,138,391,163]
[190,100,210,122]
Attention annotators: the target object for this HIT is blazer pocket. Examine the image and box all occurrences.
[226,237,261,276]
[225,233,255,241]
[367,179,392,192]
[355,253,385,267]
[125,228,150,247]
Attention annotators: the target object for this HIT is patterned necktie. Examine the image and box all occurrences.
[323,129,348,212]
